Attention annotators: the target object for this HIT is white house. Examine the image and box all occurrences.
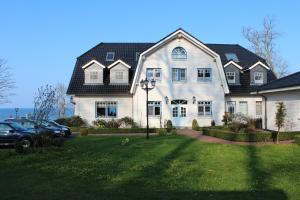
[253,71,300,131]
[67,28,278,128]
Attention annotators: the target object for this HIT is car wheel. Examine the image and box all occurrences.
[20,138,32,149]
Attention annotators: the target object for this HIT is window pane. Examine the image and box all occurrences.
[106,52,115,61]
[180,107,186,117]
[198,106,204,116]
[227,101,236,115]
[172,69,178,81]
[90,71,98,80]
[154,106,161,116]
[172,107,178,117]
[172,47,187,60]
[148,105,154,116]
[146,69,153,79]
[256,101,262,115]
[107,106,117,117]
[239,101,248,115]
[115,71,123,80]
[97,107,106,117]
[180,69,186,80]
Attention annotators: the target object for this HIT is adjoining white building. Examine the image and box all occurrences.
[253,71,300,131]
[67,28,278,128]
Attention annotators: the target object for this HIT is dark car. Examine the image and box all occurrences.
[5,119,64,137]
[41,120,72,137]
[0,122,34,148]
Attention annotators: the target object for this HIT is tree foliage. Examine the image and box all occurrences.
[0,59,15,104]
[242,17,288,77]
[275,102,287,144]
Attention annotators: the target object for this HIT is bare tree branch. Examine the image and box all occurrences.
[55,83,67,118]
[33,85,57,127]
[242,17,288,77]
[0,59,15,104]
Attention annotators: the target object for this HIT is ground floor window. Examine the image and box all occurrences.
[148,101,161,116]
[96,101,117,118]
[198,101,212,117]
[239,101,248,115]
[226,101,236,115]
[256,101,262,116]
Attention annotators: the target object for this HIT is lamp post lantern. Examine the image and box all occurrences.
[140,78,156,139]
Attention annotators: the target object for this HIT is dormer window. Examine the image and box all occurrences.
[254,72,264,84]
[226,72,236,84]
[90,71,99,81]
[172,47,187,60]
[225,53,239,62]
[106,52,115,61]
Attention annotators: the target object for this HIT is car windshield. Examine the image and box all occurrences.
[22,121,36,129]
[50,121,61,127]
[9,123,27,131]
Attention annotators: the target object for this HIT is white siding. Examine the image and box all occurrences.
[133,37,226,128]
[84,63,103,84]
[265,90,300,131]
[73,96,132,125]
[110,63,129,84]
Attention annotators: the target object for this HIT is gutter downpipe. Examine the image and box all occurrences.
[261,93,268,130]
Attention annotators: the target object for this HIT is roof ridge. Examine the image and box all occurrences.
[260,71,300,86]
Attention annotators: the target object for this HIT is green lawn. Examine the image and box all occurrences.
[0,135,299,200]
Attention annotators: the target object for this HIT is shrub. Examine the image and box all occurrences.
[222,112,232,126]
[106,119,120,128]
[93,119,107,128]
[211,120,216,127]
[86,128,157,134]
[192,119,199,130]
[295,135,300,145]
[170,129,177,135]
[157,128,168,136]
[118,117,138,128]
[229,122,244,133]
[121,137,130,145]
[166,120,173,132]
[55,116,86,127]
[80,128,89,136]
[32,133,54,148]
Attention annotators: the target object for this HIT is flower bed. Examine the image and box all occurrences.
[202,127,300,142]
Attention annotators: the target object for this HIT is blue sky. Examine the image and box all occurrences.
[0,0,299,108]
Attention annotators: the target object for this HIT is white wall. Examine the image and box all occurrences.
[265,90,300,131]
[110,63,129,84]
[133,37,226,128]
[73,96,132,125]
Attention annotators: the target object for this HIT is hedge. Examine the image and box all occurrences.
[203,128,300,142]
[71,127,157,134]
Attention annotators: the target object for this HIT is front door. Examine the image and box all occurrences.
[171,99,188,127]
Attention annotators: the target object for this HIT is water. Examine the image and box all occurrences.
[0,108,74,121]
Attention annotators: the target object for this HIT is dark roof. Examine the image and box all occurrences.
[254,71,300,92]
[67,34,275,96]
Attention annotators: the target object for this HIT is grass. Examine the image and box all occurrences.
[0,135,299,200]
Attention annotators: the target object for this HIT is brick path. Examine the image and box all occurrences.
[176,129,294,146]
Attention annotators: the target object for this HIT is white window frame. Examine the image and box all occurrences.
[254,72,264,84]
[226,101,236,115]
[106,52,115,61]
[226,72,236,84]
[172,47,187,60]
[115,71,124,80]
[197,68,212,81]
[198,101,212,117]
[256,101,263,116]
[148,101,161,117]
[95,101,117,118]
[239,101,248,115]
[172,68,187,82]
[146,68,162,81]
[89,71,99,83]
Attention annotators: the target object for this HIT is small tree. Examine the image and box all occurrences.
[33,85,57,128]
[0,59,15,104]
[275,102,287,144]
[55,83,67,118]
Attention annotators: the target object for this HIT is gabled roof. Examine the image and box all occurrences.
[67,29,275,96]
[253,71,300,93]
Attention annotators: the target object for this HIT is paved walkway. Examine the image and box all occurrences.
[177,129,294,146]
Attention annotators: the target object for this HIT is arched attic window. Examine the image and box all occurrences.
[172,47,187,60]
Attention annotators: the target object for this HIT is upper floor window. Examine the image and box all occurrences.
[172,47,187,60]
[254,72,264,84]
[146,68,161,81]
[90,71,99,81]
[115,71,123,80]
[106,52,115,61]
[197,68,212,81]
[226,72,236,84]
[225,53,239,62]
[172,68,186,82]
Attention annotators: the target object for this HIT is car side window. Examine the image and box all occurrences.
[0,124,13,134]
[23,122,35,129]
